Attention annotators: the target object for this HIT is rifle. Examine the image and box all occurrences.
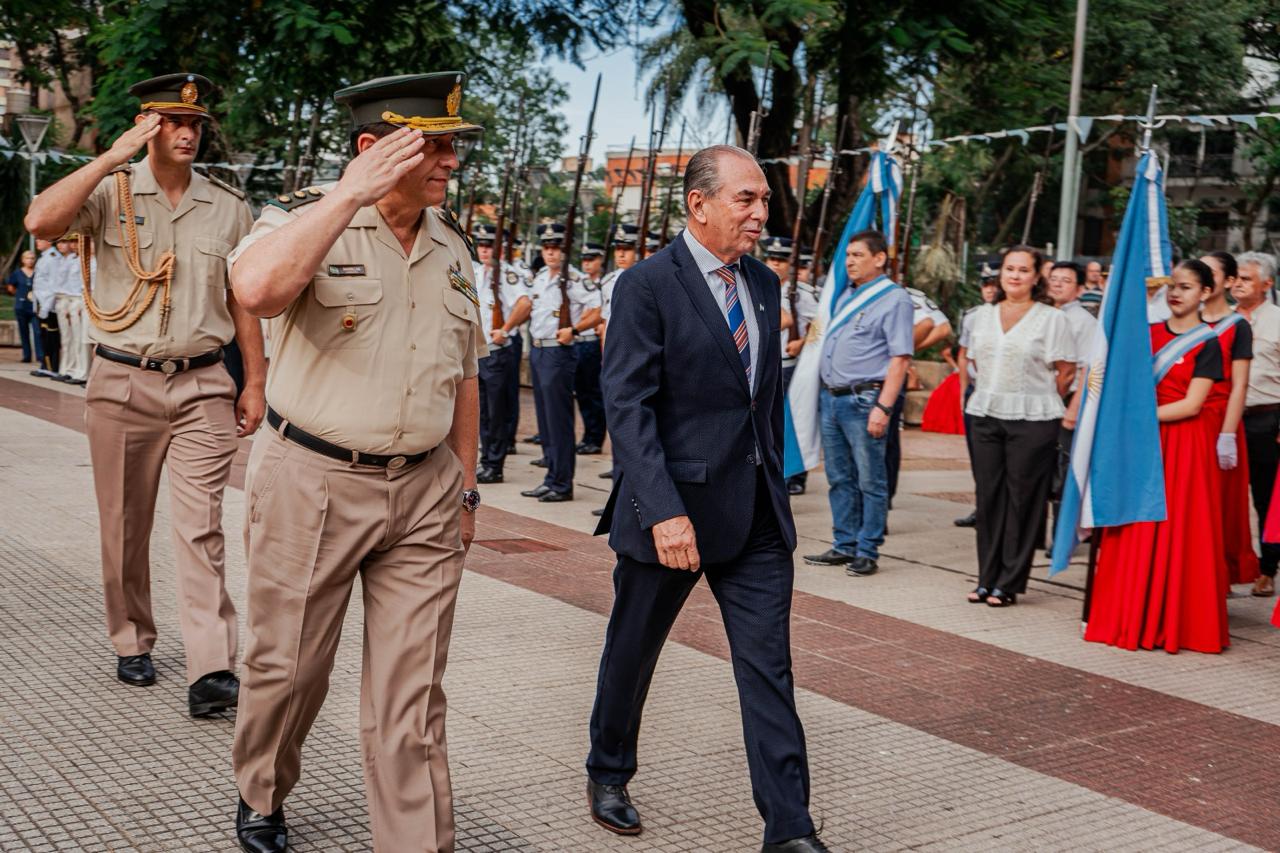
[603,136,636,270]
[811,115,849,281]
[636,97,668,261]
[503,104,529,267]
[659,117,685,248]
[489,98,523,330]
[559,73,602,330]
[745,44,773,156]
[785,80,822,343]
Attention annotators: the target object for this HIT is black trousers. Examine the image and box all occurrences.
[39,313,60,374]
[478,341,521,473]
[886,392,906,504]
[222,338,245,401]
[970,416,1059,594]
[1245,408,1280,577]
[573,338,606,446]
[530,345,577,494]
[782,364,807,489]
[505,334,523,449]
[586,472,814,844]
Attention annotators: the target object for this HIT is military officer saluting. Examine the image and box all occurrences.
[24,73,265,715]
[574,242,607,455]
[520,222,599,502]
[226,73,485,853]
[473,222,532,483]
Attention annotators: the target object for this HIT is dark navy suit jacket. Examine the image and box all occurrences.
[594,233,798,564]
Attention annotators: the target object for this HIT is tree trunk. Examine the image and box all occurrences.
[280,95,305,194]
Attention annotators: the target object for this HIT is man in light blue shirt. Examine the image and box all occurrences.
[806,229,913,575]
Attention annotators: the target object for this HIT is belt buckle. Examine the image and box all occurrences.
[387,455,407,470]
[160,360,178,375]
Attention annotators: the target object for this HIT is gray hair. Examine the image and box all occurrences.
[683,145,756,213]
[1238,251,1277,282]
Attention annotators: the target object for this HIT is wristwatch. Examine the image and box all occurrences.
[461,489,481,513]
[873,401,893,417]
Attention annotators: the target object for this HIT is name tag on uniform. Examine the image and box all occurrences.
[118,214,145,225]
[328,264,366,276]
[448,263,479,306]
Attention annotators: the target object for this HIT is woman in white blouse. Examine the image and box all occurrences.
[959,246,1076,606]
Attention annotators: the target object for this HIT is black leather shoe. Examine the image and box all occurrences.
[236,797,287,852]
[588,780,641,835]
[598,470,613,479]
[954,511,977,527]
[847,556,879,576]
[117,654,156,686]
[787,481,805,496]
[539,490,573,503]
[521,484,552,498]
[476,468,503,484]
[577,443,603,455]
[803,548,855,566]
[762,833,831,852]
[591,507,605,517]
[530,457,548,467]
[189,670,239,717]
[524,433,542,445]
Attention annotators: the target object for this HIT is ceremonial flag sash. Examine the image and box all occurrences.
[1152,323,1214,383]
[825,275,896,340]
[1212,312,1245,337]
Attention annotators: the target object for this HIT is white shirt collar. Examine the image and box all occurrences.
[681,229,738,276]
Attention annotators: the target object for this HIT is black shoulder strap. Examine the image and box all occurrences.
[440,205,477,262]
[266,187,326,212]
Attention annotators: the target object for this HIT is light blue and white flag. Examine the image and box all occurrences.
[784,150,902,477]
[1050,151,1171,575]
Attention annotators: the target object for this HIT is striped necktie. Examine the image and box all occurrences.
[715,264,751,382]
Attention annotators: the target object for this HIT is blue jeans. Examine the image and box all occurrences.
[819,388,889,559]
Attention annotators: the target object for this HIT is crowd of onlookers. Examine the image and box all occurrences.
[4,235,95,384]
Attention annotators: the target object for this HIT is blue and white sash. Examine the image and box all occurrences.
[1212,311,1245,338]
[825,275,897,340]
[1152,323,1215,383]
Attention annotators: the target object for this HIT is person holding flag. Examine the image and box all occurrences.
[1084,260,1229,654]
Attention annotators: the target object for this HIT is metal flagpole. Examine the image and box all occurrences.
[1055,0,1088,259]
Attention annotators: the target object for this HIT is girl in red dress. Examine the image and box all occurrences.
[1085,260,1230,654]
[1200,251,1260,587]
[921,345,966,435]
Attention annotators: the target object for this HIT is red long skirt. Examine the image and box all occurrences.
[921,372,965,435]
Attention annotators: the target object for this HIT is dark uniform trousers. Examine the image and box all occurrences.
[478,339,521,473]
[39,312,61,374]
[530,344,577,494]
[505,334,523,449]
[971,415,1059,593]
[573,338,606,446]
[586,472,814,845]
[1245,407,1280,577]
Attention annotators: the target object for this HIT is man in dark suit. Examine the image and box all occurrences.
[586,145,827,853]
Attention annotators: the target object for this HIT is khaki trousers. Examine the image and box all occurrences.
[84,355,240,684]
[54,294,91,381]
[233,427,465,853]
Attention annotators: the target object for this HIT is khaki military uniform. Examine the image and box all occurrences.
[228,186,485,852]
[70,156,251,685]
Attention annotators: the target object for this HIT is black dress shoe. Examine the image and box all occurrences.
[591,507,605,517]
[524,434,542,445]
[598,470,613,479]
[577,443,603,455]
[588,780,641,835]
[521,484,552,498]
[476,468,504,484]
[236,797,287,853]
[189,670,239,717]
[803,548,855,566]
[539,490,573,503]
[954,510,977,527]
[787,481,805,496]
[117,654,156,686]
[847,556,879,576]
[762,832,831,852]
[530,457,548,467]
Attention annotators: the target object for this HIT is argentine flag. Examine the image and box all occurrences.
[784,150,902,477]
[1049,151,1171,575]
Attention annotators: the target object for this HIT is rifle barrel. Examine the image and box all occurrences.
[559,73,602,329]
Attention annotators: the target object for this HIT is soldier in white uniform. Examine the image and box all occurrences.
[575,241,607,454]
[473,223,532,483]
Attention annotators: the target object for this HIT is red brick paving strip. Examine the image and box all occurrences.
[6,375,1279,848]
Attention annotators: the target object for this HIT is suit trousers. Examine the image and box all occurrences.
[84,355,239,684]
[970,416,1059,594]
[1244,408,1280,577]
[478,341,520,473]
[586,472,814,844]
[530,345,577,494]
[573,338,606,446]
[233,428,465,852]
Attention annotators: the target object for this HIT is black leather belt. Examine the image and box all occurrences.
[95,344,222,375]
[824,380,884,397]
[1246,403,1280,415]
[266,408,433,469]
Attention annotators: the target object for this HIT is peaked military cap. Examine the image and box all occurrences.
[799,246,814,265]
[334,72,483,135]
[537,222,567,245]
[472,222,497,244]
[762,236,793,258]
[646,232,660,251]
[614,223,640,247]
[129,73,214,117]
[979,261,1000,281]
[581,242,605,258]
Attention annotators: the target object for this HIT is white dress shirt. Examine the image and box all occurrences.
[682,229,761,391]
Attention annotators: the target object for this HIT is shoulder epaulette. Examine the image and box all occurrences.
[266,186,326,212]
[438,206,477,261]
[207,174,245,200]
[109,163,133,176]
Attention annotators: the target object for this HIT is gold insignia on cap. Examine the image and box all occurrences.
[446,80,462,117]
[180,80,198,105]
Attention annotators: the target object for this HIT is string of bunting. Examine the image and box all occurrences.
[0,137,342,175]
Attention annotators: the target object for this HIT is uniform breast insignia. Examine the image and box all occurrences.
[504,270,520,286]
[266,186,325,211]
[341,312,358,332]
[328,264,367,277]
[448,263,479,306]
[118,214,146,225]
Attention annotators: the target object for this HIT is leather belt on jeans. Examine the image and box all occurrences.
[95,344,222,375]
[1246,403,1280,415]
[824,380,884,397]
[266,407,433,469]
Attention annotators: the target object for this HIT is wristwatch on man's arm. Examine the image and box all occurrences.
[462,489,481,513]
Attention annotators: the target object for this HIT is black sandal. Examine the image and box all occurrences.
[967,587,989,603]
[986,589,1017,607]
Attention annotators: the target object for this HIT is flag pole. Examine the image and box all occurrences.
[1139,84,1159,152]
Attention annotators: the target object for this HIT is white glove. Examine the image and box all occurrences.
[1217,433,1238,471]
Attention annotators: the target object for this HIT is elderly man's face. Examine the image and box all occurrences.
[688,153,769,261]
[1233,262,1274,307]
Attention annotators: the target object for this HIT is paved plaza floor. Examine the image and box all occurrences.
[2,349,1279,852]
